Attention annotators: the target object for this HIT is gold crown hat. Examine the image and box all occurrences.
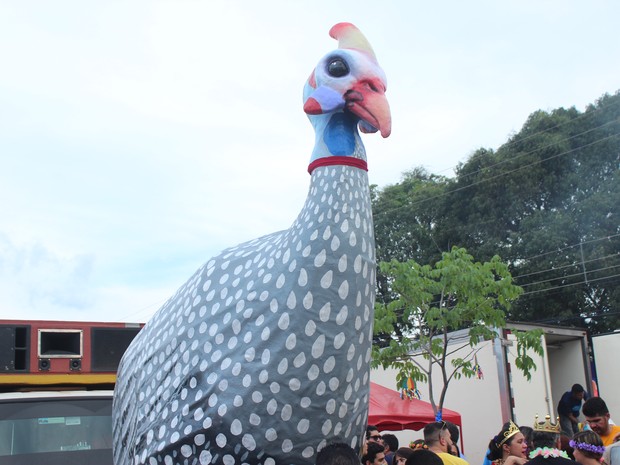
[533,414,561,433]
[496,421,521,447]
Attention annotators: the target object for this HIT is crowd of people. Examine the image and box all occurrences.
[315,394,620,465]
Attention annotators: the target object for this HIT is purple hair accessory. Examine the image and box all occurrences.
[569,440,605,455]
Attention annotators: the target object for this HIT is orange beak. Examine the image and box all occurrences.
[344,78,391,138]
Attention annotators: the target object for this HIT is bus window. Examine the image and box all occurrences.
[0,394,113,465]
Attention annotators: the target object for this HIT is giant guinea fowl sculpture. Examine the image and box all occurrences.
[113,22,391,465]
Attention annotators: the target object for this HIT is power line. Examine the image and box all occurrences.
[455,118,620,183]
[117,299,167,323]
[373,130,619,218]
[442,133,619,205]
[374,203,618,260]
[373,186,617,238]
[514,252,620,280]
[377,242,620,309]
[513,248,620,279]
[513,233,620,264]
[376,228,620,285]
[518,263,620,288]
[516,272,620,302]
[520,272,620,296]
[376,271,620,316]
[534,310,620,325]
[431,96,620,178]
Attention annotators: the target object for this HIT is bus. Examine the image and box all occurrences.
[0,319,142,465]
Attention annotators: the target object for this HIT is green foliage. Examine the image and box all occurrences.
[372,247,543,414]
[513,329,545,379]
[371,90,620,334]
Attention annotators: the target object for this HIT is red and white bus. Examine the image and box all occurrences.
[0,319,142,465]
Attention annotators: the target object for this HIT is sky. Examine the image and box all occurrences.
[1,1,618,324]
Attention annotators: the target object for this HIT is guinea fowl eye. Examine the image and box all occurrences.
[327,57,349,77]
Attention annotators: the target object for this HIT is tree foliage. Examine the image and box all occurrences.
[372,247,543,416]
[372,91,620,334]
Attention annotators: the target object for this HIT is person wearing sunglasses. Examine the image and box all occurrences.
[367,425,385,445]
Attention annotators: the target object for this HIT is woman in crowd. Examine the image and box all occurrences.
[519,426,534,459]
[406,449,444,465]
[409,440,428,451]
[569,431,605,465]
[394,447,415,465]
[487,421,529,465]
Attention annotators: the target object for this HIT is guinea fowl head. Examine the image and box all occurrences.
[303,23,391,163]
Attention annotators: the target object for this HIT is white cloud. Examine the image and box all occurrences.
[0,234,94,312]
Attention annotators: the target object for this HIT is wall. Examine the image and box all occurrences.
[592,332,620,421]
[506,331,552,426]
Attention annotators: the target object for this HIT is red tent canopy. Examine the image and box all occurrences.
[369,382,462,431]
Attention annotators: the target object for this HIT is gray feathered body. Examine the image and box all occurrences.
[113,163,376,465]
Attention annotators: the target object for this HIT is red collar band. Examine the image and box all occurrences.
[307,156,368,174]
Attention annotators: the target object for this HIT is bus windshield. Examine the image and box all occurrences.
[0,396,113,465]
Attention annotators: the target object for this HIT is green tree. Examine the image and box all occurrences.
[371,91,620,333]
[371,168,454,317]
[372,247,543,416]
[371,167,451,266]
[478,93,620,332]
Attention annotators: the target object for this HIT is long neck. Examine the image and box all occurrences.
[295,163,375,262]
[309,112,366,163]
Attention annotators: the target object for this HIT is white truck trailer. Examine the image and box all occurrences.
[371,323,595,464]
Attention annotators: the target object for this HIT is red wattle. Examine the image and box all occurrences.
[303,98,323,115]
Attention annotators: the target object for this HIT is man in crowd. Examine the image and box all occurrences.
[315,443,360,465]
[557,383,587,436]
[528,414,577,465]
[582,397,620,446]
[382,433,399,465]
[407,449,444,465]
[444,421,464,458]
[363,442,387,465]
[367,425,384,447]
[423,421,469,465]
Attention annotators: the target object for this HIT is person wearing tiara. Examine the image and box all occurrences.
[486,421,529,465]
[569,431,605,465]
[528,415,578,465]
